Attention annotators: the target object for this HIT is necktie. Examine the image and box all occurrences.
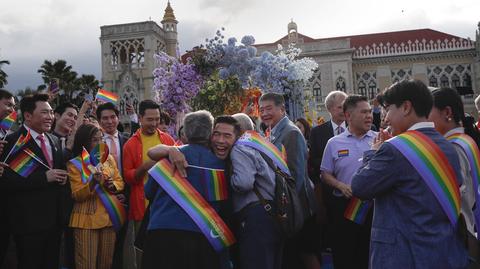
[108,135,119,166]
[38,134,53,168]
[60,137,66,150]
[336,126,344,135]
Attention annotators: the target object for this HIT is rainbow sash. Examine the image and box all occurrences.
[148,159,236,251]
[95,184,127,231]
[344,197,372,224]
[387,130,461,226]
[447,133,480,237]
[236,130,291,176]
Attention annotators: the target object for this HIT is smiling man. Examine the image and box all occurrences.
[0,93,69,269]
[320,95,375,269]
[52,102,78,149]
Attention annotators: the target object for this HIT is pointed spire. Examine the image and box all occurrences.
[162,1,177,23]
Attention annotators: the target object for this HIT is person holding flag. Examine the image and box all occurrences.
[68,123,125,269]
[351,80,468,268]
[0,93,69,269]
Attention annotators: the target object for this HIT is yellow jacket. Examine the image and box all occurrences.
[68,155,124,229]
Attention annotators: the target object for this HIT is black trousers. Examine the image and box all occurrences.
[142,229,224,269]
[14,229,61,269]
[111,220,128,269]
[329,196,371,269]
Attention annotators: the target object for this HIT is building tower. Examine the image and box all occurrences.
[288,19,298,44]
[162,1,178,57]
[99,1,179,122]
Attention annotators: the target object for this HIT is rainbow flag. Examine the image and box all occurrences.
[202,168,227,201]
[9,150,40,177]
[236,130,291,176]
[5,130,31,161]
[90,142,109,166]
[0,111,16,131]
[96,89,118,104]
[81,148,93,183]
[447,133,480,237]
[344,197,372,224]
[95,184,127,231]
[148,159,236,251]
[388,130,461,225]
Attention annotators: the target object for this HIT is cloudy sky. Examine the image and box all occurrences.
[1,0,478,91]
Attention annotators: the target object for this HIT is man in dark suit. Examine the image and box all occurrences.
[0,89,15,268]
[0,93,69,269]
[96,102,130,269]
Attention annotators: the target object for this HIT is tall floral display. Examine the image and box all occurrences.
[152,52,202,131]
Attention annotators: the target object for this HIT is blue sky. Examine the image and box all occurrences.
[1,0,478,91]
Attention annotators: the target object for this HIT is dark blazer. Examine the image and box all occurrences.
[309,120,334,182]
[0,126,69,235]
[352,128,468,268]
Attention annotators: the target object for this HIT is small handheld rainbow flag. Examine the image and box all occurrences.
[96,89,118,105]
[344,197,372,224]
[9,150,40,177]
[149,159,236,251]
[81,147,94,183]
[48,79,60,95]
[4,130,31,162]
[200,168,227,201]
[90,142,109,166]
[236,130,291,176]
[95,184,127,231]
[0,111,16,131]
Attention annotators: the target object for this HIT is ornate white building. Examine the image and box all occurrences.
[99,1,178,119]
[256,21,480,119]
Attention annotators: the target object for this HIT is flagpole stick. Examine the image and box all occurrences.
[187,164,224,171]
[22,149,51,170]
[3,134,22,162]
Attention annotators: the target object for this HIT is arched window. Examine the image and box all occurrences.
[313,82,322,103]
[336,76,346,92]
[429,76,438,87]
[463,73,472,87]
[440,74,449,87]
[451,74,460,88]
[358,81,366,96]
[368,81,377,99]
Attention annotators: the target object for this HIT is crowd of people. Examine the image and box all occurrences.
[0,78,479,269]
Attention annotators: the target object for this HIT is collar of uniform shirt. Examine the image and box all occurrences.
[344,127,376,139]
[407,122,434,131]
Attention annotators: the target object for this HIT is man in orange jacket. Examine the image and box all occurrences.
[122,100,174,266]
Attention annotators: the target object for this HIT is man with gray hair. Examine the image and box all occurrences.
[230,113,282,269]
[142,110,229,269]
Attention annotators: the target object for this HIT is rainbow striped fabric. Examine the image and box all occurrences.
[344,197,372,224]
[9,149,40,177]
[95,184,127,231]
[96,89,118,104]
[0,111,16,131]
[90,142,109,166]
[447,132,480,236]
[6,130,31,161]
[388,130,461,226]
[148,159,236,251]
[236,130,291,176]
[81,148,93,183]
[202,168,227,201]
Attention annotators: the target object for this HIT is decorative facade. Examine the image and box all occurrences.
[99,1,178,120]
[256,21,480,119]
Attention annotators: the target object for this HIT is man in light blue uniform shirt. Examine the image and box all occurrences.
[321,95,375,269]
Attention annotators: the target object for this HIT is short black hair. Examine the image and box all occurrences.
[139,100,160,116]
[214,115,241,137]
[383,79,432,118]
[20,93,50,118]
[0,89,13,100]
[54,102,79,116]
[259,92,285,107]
[96,102,119,120]
[343,95,368,113]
